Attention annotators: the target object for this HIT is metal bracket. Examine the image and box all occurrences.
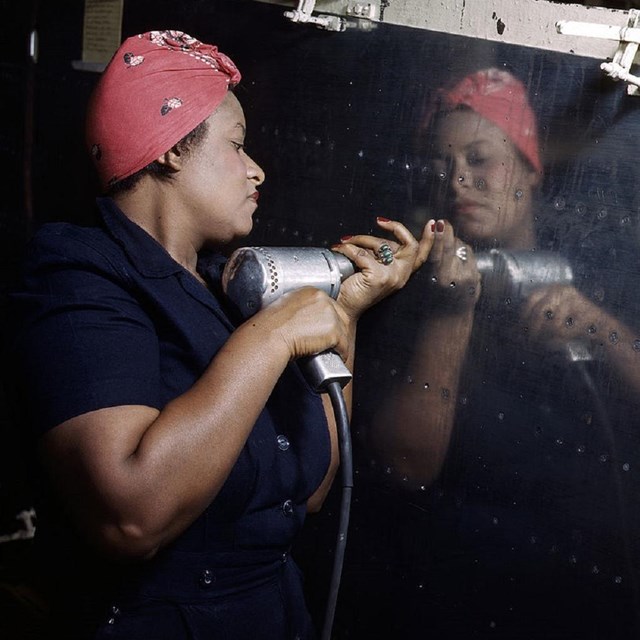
[283,0,379,32]
[346,2,379,20]
[0,509,37,544]
[556,10,640,96]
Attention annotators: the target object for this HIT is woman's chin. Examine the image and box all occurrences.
[456,224,498,249]
[238,220,254,238]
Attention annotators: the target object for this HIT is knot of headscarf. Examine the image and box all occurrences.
[86,30,241,190]
[145,30,241,84]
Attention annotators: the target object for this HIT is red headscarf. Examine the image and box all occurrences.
[426,68,542,173]
[86,30,241,190]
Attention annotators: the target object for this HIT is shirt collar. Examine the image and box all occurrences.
[96,197,225,281]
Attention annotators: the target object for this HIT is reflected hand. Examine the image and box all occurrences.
[331,216,436,320]
[423,219,481,310]
[520,284,611,352]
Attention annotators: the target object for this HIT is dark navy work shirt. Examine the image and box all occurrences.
[12,198,332,638]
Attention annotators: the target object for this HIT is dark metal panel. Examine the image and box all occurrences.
[2,1,640,638]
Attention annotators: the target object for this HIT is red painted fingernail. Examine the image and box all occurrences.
[341,235,353,242]
[376,216,391,223]
[430,222,436,232]
[436,220,445,232]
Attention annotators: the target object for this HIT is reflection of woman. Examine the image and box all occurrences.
[374,67,640,485]
[361,69,640,637]
[11,31,434,639]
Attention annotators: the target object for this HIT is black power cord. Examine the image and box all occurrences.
[321,380,353,640]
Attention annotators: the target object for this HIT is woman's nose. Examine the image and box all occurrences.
[246,153,265,185]
[451,166,472,191]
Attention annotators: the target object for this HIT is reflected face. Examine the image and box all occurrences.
[180,92,265,246]
[430,109,539,249]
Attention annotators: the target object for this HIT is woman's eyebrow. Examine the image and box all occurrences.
[464,138,491,151]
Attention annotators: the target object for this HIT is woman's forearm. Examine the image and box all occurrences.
[369,308,475,488]
[43,317,295,558]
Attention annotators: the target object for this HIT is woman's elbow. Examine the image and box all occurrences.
[94,520,163,561]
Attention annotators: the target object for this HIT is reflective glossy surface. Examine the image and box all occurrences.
[4,1,640,638]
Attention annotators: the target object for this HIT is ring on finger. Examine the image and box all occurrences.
[376,242,394,265]
[455,246,468,262]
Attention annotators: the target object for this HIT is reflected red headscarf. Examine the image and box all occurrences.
[425,68,542,173]
[86,30,241,190]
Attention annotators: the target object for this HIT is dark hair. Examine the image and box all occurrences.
[106,119,210,196]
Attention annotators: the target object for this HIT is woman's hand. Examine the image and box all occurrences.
[331,216,436,321]
[251,286,351,362]
[519,284,612,353]
[521,284,640,398]
[422,219,481,311]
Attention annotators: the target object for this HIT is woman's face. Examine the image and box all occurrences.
[179,92,265,246]
[430,109,539,249]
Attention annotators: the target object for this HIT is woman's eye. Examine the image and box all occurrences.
[232,141,245,151]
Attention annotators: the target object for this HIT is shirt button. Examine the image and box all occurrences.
[199,569,215,588]
[276,434,290,451]
[282,499,294,516]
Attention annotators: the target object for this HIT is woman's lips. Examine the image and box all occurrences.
[453,200,483,216]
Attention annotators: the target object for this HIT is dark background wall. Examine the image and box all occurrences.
[1,1,640,638]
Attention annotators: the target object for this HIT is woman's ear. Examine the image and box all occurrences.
[155,146,183,173]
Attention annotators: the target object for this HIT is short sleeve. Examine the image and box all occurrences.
[12,229,163,434]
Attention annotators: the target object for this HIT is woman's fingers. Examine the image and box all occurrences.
[337,233,400,263]
[330,217,440,320]
[439,220,458,258]
[416,220,482,309]
[376,217,437,272]
[375,217,418,251]
[520,285,602,347]
[415,219,437,268]
[425,219,450,264]
[336,217,436,271]
[261,287,349,360]
[424,219,465,270]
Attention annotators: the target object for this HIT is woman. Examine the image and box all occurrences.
[11,30,435,639]
[360,68,640,638]
[373,67,640,486]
